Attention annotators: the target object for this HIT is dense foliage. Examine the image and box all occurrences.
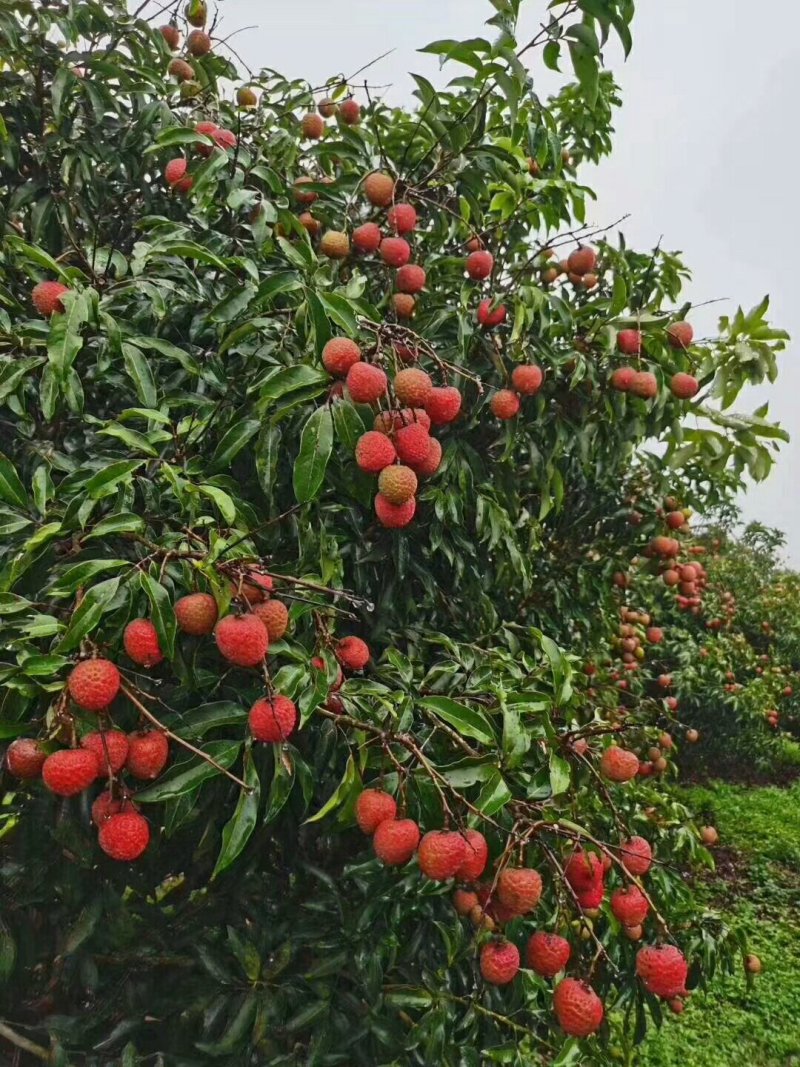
[0,1,789,1063]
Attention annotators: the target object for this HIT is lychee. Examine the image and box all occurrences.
[511,364,543,396]
[564,850,604,893]
[375,493,416,528]
[301,113,325,139]
[413,437,443,478]
[339,98,362,125]
[91,791,138,828]
[394,368,432,407]
[175,592,218,635]
[490,390,520,420]
[81,730,129,776]
[619,836,652,876]
[646,626,664,644]
[249,695,297,743]
[700,825,718,846]
[165,158,188,186]
[185,0,207,26]
[42,749,99,796]
[396,264,426,294]
[554,978,604,1037]
[355,788,397,834]
[386,203,417,234]
[418,830,467,881]
[364,171,395,207]
[611,366,636,392]
[68,658,120,712]
[215,613,268,666]
[299,212,320,236]
[394,422,431,465]
[237,86,257,107]
[159,24,181,49]
[6,738,47,779]
[379,237,411,268]
[99,812,150,861]
[611,885,649,926]
[323,337,361,377]
[123,619,164,668]
[480,939,520,985]
[617,329,642,356]
[168,58,195,82]
[667,321,694,349]
[567,246,597,275]
[126,731,169,780]
[252,598,289,641]
[466,250,493,280]
[336,636,370,671]
[32,281,69,318]
[636,944,688,998]
[600,745,639,782]
[186,29,211,55]
[629,371,658,399]
[670,372,699,399]
[373,818,420,865]
[293,176,319,204]
[346,362,388,404]
[526,932,571,978]
[318,98,337,117]
[392,293,415,318]
[378,464,418,505]
[355,431,396,473]
[352,222,382,254]
[454,828,488,881]
[425,386,462,425]
[497,867,543,915]
[453,888,479,916]
[477,299,506,328]
[320,231,350,259]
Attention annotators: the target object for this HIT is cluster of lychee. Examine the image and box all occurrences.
[610,603,664,677]
[162,2,215,93]
[463,243,507,331]
[540,244,600,291]
[611,320,699,401]
[164,119,238,197]
[298,95,362,141]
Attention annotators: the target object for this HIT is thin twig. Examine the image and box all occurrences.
[0,1021,51,1063]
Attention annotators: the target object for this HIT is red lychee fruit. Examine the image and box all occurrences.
[413,437,443,478]
[6,738,47,779]
[490,389,520,420]
[453,888,479,916]
[454,828,488,881]
[392,293,416,318]
[745,953,762,975]
[394,368,433,407]
[68,658,120,712]
[298,212,320,236]
[214,614,269,667]
[466,250,494,280]
[477,299,507,328]
[511,364,543,396]
[565,850,604,893]
[395,264,426,294]
[576,881,605,909]
[186,29,211,55]
[81,730,129,776]
[700,825,719,846]
[301,112,325,139]
[99,812,150,861]
[554,978,604,1037]
[212,127,236,151]
[123,619,164,668]
[172,174,193,196]
[352,222,382,254]
[418,830,467,881]
[175,592,218,635]
[339,98,362,125]
[567,246,597,275]
[165,158,188,186]
[293,176,319,204]
[336,636,370,671]
[375,493,416,528]
[168,58,195,81]
[379,237,411,268]
[373,818,420,865]
[32,281,69,318]
[378,464,418,505]
[619,836,652,876]
[355,788,397,834]
[126,731,169,779]
[252,598,289,642]
[646,626,664,644]
[311,655,344,690]
[425,386,462,425]
[42,749,99,796]
[318,98,337,117]
[322,337,361,377]
[320,231,350,259]
[394,422,431,465]
[670,372,699,399]
[346,362,388,404]
[387,203,417,234]
[497,867,543,915]
[666,510,685,530]
[636,944,688,998]
[629,371,658,399]
[617,329,642,356]
[526,932,571,978]
[396,407,432,431]
[238,572,273,605]
[355,431,396,473]
[611,885,649,927]
[600,745,639,782]
[611,366,636,392]
[667,321,694,349]
[91,791,138,828]
[480,939,520,985]
[159,24,181,48]
[249,695,297,743]
[194,120,218,158]
[364,171,395,207]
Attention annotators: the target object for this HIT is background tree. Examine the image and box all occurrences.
[0,0,788,1063]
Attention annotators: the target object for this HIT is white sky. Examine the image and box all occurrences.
[162,1,799,561]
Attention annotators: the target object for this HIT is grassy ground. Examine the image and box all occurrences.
[639,778,800,1067]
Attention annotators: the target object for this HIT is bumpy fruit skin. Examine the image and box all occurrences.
[387,203,417,234]
[567,246,597,275]
[212,127,237,151]
[123,619,164,667]
[298,212,320,236]
[355,431,396,473]
[373,818,420,865]
[565,850,604,893]
[42,749,99,796]
[611,886,649,926]
[322,337,361,377]
[392,293,415,318]
[379,237,411,267]
[336,636,370,671]
[667,321,694,349]
[646,626,664,644]
[185,0,207,26]
[352,222,382,254]
[81,730,129,775]
[186,29,211,55]
[454,828,488,881]
[617,329,642,355]
[364,171,395,207]
[600,745,639,782]
[466,250,494,279]
[497,867,543,915]
[477,299,507,328]
[346,362,388,404]
[320,231,350,259]
[526,932,571,978]
[397,407,432,431]
[511,364,543,395]
[394,368,432,407]
[215,614,269,667]
[636,945,688,998]
[172,174,194,196]
[394,423,431,465]
[378,464,418,505]
[159,24,181,48]
[126,731,169,779]
[480,939,520,985]
[425,386,462,425]
[453,888,479,916]
[418,831,467,881]
[168,58,195,81]
[619,837,653,876]
[700,825,719,846]
[318,98,337,117]
[175,592,218,635]
[670,372,699,399]
[293,176,318,204]
[491,389,520,420]
[68,658,121,712]
[249,695,297,742]
[165,158,188,186]
[611,366,636,391]
[237,85,257,106]
[554,978,604,1037]
[301,112,325,139]
[6,738,47,779]
[375,493,416,528]
[629,371,658,399]
[355,789,397,834]
[252,598,289,641]
[91,791,138,828]
[339,98,362,125]
[32,281,69,317]
[413,437,443,478]
[395,264,426,294]
[99,812,150,861]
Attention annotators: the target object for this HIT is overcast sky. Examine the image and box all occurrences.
[169,1,798,561]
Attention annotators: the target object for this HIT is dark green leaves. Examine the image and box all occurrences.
[140,572,177,659]
[212,746,260,878]
[293,406,333,504]
[0,454,28,509]
[135,741,242,802]
[419,696,496,746]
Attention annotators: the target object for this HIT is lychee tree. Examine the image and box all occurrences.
[0,0,788,1063]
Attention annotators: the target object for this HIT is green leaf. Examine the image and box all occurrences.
[293,406,333,504]
[568,40,600,107]
[0,453,28,509]
[156,240,230,272]
[135,741,242,802]
[317,292,359,335]
[140,572,177,658]
[259,365,328,402]
[4,236,70,280]
[212,746,260,878]
[50,559,129,595]
[418,696,495,746]
[85,512,144,539]
[122,343,158,407]
[47,291,88,373]
[197,484,236,524]
[209,419,260,473]
[85,460,144,499]
[474,769,511,816]
[178,702,247,738]
[56,576,121,653]
[304,753,356,823]
[549,752,571,796]
[332,399,367,453]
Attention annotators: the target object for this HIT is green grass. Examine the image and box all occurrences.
[639,779,800,1067]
